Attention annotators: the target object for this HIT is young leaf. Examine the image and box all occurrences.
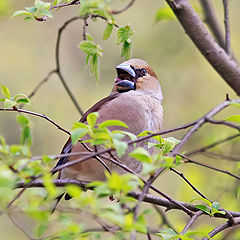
[12,10,32,18]
[98,120,128,129]
[4,99,17,109]
[1,85,10,98]
[17,115,29,126]
[156,228,178,239]
[71,128,88,145]
[225,115,240,122]
[155,5,175,22]
[87,112,99,128]
[113,139,128,157]
[103,24,113,40]
[129,147,152,163]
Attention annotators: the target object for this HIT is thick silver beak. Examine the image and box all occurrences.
[116,63,136,77]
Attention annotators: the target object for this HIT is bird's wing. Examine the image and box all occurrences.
[54,93,119,169]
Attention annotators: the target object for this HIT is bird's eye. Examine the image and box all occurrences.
[141,68,147,75]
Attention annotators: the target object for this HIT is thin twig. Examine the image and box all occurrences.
[223,0,231,55]
[170,168,210,201]
[201,217,240,240]
[22,69,57,106]
[0,108,70,135]
[50,0,80,10]
[200,0,225,48]
[153,205,178,233]
[186,133,240,156]
[15,179,240,219]
[110,0,136,14]
[179,153,240,180]
[55,17,84,115]
[202,151,240,162]
[181,211,203,235]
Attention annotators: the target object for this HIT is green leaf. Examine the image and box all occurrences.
[42,173,57,198]
[4,99,16,109]
[86,33,93,41]
[155,5,175,22]
[117,25,133,44]
[87,112,99,128]
[78,41,99,55]
[14,93,30,104]
[1,85,10,98]
[103,24,113,40]
[113,139,128,157]
[162,137,181,154]
[212,201,220,210]
[35,0,51,9]
[72,122,88,130]
[37,9,53,18]
[98,120,128,129]
[237,186,240,199]
[71,128,88,145]
[25,6,37,14]
[129,147,152,163]
[195,205,210,214]
[156,228,178,240]
[229,102,240,109]
[225,115,240,122]
[17,115,29,126]
[66,185,82,198]
[12,10,32,18]
[20,126,32,145]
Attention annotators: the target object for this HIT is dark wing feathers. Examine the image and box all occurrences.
[54,93,119,169]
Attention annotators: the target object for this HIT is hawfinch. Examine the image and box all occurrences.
[55,59,163,184]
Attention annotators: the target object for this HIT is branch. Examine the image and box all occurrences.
[179,153,240,180]
[153,205,178,233]
[202,151,240,162]
[50,0,80,10]
[170,168,210,201]
[186,133,240,156]
[223,0,231,55]
[201,217,240,240]
[110,0,136,14]
[171,99,240,156]
[180,211,203,235]
[26,69,56,102]
[200,0,225,48]
[15,179,240,219]
[55,17,84,115]
[165,0,240,95]
[0,108,70,135]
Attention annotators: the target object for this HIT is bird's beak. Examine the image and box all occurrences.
[115,63,136,93]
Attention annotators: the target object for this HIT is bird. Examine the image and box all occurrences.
[53,59,163,203]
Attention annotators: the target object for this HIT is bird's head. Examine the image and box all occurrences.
[112,59,162,99]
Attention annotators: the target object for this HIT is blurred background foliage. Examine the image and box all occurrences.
[0,0,239,239]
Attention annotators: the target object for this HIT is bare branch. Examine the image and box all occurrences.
[186,133,240,156]
[201,217,240,240]
[55,17,84,115]
[165,0,240,95]
[111,0,136,15]
[180,211,203,235]
[15,179,240,219]
[200,0,225,47]
[170,168,210,201]
[202,151,240,162]
[26,69,56,102]
[223,0,231,55]
[179,153,240,180]
[0,107,70,135]
[50,0,80,10]
[153,205,178,233]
